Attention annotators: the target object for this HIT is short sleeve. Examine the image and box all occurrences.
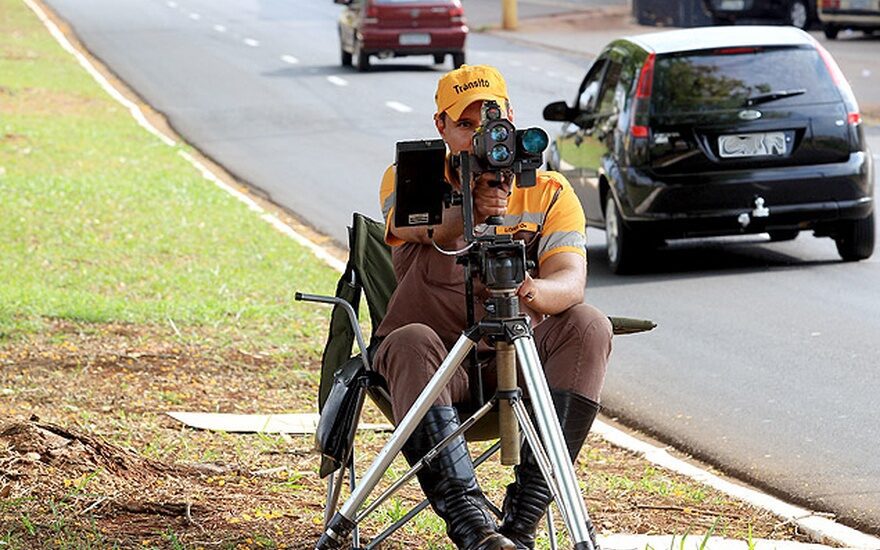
[536,172,586,264]
[379,165,405,246]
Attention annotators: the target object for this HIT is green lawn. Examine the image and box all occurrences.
[0,0,337,348]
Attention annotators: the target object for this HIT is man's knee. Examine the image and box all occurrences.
[562,303,613,343]
[374,323,447,379]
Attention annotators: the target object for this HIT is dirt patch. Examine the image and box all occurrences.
[0,49,39,61]
[0,320,818,548]
[0,419,323,548]
[0,86,108,117]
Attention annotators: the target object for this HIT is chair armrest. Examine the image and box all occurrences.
[608,316,656,335]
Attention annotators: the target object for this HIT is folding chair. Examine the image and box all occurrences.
[296,212,656,549]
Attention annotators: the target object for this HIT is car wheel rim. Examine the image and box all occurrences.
[605,199,619,264]
[790,2,807,28]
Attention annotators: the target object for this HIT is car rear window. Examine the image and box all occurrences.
[652,46,840,114]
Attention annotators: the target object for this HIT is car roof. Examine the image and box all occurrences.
[625,25,815,55]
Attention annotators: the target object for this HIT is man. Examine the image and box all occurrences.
[373,64,612,550]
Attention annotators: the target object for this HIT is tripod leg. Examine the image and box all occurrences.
[316,332,478,549]
[496,341,520,466]
[547,506,558,550]
[513,335,596,550]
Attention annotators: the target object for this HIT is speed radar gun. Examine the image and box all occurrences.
[315,101,601,550]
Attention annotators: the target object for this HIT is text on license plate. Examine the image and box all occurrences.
[399,33,431,46]
[718,132,786,158]
[847,0,871,10]
[720,0,745,9]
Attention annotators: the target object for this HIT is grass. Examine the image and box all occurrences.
[0,0,336,348]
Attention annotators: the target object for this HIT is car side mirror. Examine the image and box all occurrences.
[543,101,575,122]
[333,0,352,5]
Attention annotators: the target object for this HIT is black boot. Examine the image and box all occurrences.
[402,406,515,550]
[499,390,601,550]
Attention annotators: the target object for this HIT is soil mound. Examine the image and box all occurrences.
[1,419,172,480]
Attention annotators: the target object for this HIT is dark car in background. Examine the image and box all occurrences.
[335,0,467,72]
[703,0,816,29]
[818,0,880,38]
[543,26,874,274]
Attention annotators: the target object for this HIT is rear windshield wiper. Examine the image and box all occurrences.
[743,89,807,107]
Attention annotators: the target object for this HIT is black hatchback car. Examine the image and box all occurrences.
[543,26,874,274]
[703,0,816,29]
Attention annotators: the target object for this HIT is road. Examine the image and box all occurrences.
[43,0,880,535]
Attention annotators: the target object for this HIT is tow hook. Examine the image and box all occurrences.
[737,196,770,229]
[752,196,770,218]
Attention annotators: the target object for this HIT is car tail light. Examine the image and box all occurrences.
[631,52,655,139]
[364,0,379,24]
[450,1,464,23]
[811,37,861,126]
[821,0,840,9]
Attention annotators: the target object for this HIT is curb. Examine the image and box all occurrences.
[593,422,880,549]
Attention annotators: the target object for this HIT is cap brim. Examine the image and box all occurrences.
[443,92,508,122]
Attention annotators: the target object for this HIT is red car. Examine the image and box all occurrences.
[336,0,468,72]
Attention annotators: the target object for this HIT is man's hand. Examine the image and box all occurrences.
[473,171,513,223]
[517,272,538,304]
[516,253,586,315]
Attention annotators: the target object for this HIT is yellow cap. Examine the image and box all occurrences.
[434,64,509,122]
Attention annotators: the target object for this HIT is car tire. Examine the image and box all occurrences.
[787,0,809,29]
[824,24,839,39]
[341,43,352,67]
[834,211,875,261]
[452,51,465,68]
[768,229,799,242]
[605,195,641,274]
[434,54,445,64]
[354,40,370,72]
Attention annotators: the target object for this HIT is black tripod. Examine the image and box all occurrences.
[315,151,599,550]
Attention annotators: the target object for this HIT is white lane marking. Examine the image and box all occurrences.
[189,12,201,20]
[166,1,177,7]
[385,101,413,113]
[243,38,260,47]
[213,24,226,33]
[327,76,348,87]
[281,55,299,64]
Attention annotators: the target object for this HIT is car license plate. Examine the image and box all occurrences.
[399,33,431,46]
[720,0,745,9]
[847,0,871,9]
[718,132,786,158]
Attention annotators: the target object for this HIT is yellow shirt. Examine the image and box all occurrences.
[375,162,587,347]
[378,163,587,267]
